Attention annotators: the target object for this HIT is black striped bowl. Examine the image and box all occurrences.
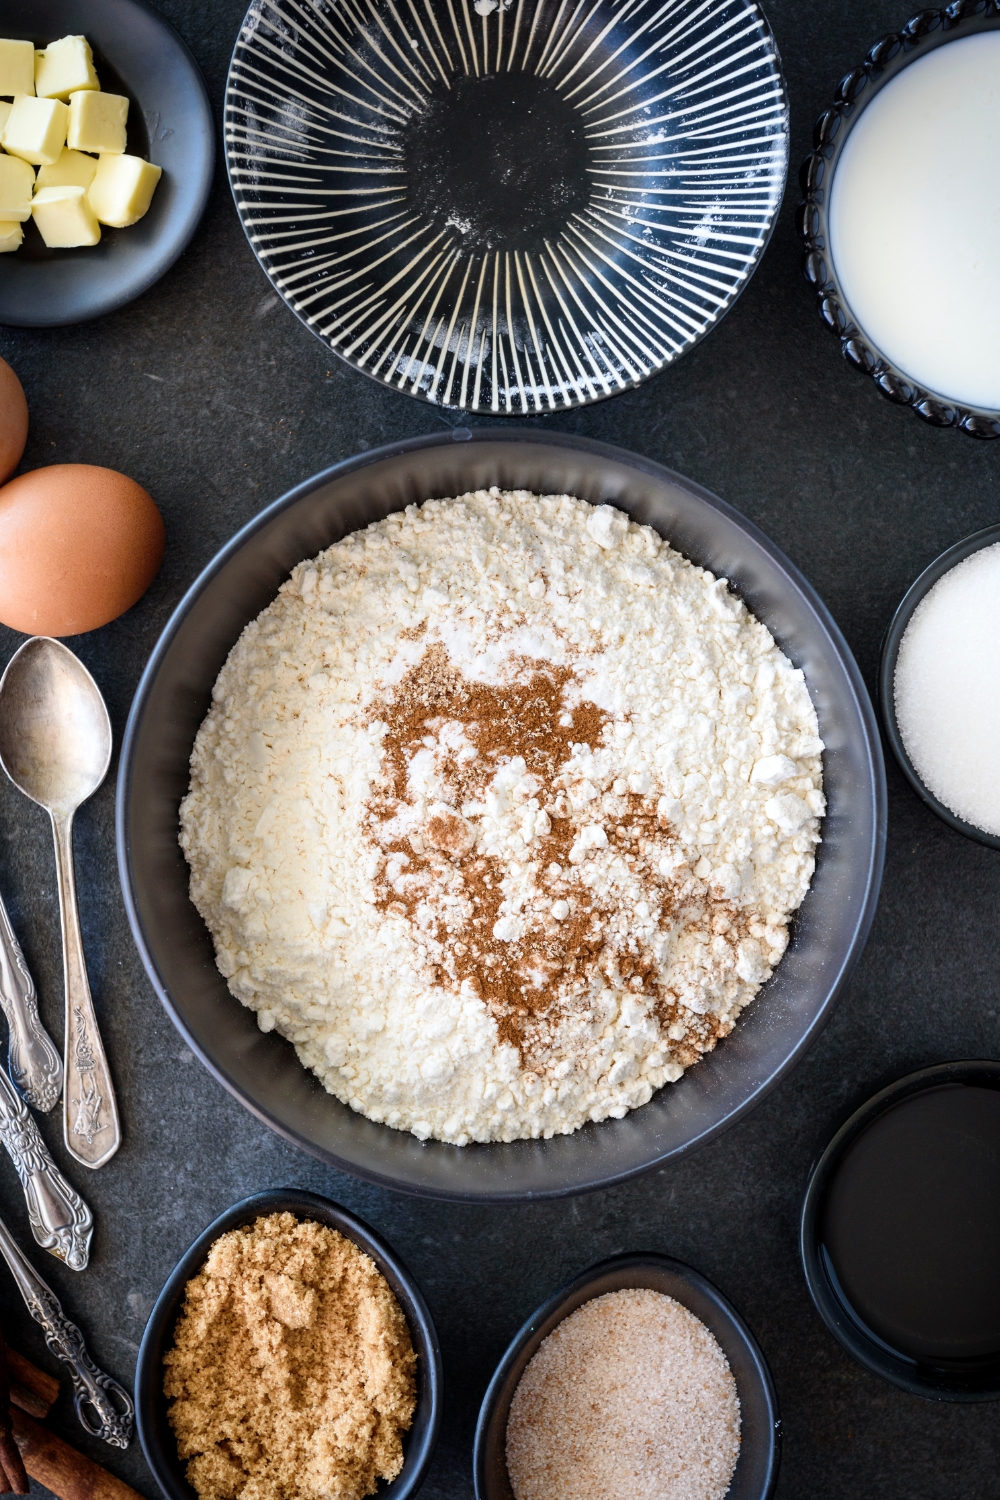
[225,0,788,414]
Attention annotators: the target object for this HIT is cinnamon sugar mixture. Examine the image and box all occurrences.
[506,1289,739,1500]
[163,1213,416,1500]
[181,490,825,1143]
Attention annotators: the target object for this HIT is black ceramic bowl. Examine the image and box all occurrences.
[117,428,886,1202]
[799,3,1000,438]
[135,1188,442,1500]
[225,0,788,414]
[878,522,1000,850]
[0,0,213,327]
[474,1252,780,1500]
[801,1062,1000,1401]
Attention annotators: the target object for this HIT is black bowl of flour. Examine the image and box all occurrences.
[117,429,886,1201]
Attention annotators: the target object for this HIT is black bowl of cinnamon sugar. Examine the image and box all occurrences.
[135,1188,442,1500]
[474,1252,779,1500]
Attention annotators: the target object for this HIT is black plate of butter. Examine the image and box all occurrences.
[1,0,213,327]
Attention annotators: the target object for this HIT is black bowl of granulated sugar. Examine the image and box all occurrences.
[474,1253,780,1500]
[802,1061,1000,1400]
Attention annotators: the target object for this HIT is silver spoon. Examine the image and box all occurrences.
[0,883,63,1111]
[0,639,120,1170]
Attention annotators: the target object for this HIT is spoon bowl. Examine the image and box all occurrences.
[0,638,120,1170]
[0,639,111,817]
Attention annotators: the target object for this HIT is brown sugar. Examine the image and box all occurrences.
[163,1213,417,1500]
[506,1288,740,1500]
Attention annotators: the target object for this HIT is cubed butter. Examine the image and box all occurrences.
[0,221,23,253]
[0,153,34,221]
[31,184,100,246]
[35,36,98,100]
[67,89,127,155]
[36,147,97,191]
[88,153,161,227]
[2,94,69,166]
[0,100,11,135]
[0,39,34,98]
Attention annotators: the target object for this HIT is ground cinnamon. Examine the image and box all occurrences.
[365,644,741,1068]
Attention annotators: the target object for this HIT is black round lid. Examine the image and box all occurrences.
[802,1063,1000,1400]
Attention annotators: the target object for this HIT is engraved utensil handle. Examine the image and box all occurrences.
[0,890,63,1112]
[0,1065,92,1270]
[0,1212,133,1448]
[51,814,120,1170]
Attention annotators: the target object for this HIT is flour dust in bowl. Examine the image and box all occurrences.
[225,0,788,413]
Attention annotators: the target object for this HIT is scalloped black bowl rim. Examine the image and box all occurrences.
[135,1187,443,1500]
[0,0,215,329]
[117,426,886,1202]
[223,1,789,416]
[473,1251,780,1500]
[799,1,1000,436]
[800,1061,1000,1400]
[878,522,1000,850]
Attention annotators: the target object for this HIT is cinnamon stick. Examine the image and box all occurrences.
[6,1351,57,1421]
[11,1409,144,1500]
[0,1327,29,1493]
[7,1380,49,1424]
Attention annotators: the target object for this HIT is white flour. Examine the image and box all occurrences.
[180,491,824,1144]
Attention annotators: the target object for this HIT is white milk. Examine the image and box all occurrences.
[828,32,1000,411]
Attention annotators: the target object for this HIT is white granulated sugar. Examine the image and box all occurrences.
[180,491,825,1145]
[894,542,1000,837]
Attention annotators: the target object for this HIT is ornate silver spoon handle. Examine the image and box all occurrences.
[52,813,120,1169]
[0,1212,132,1448]
[0,889,63,1112]
[0,1065,92,1270]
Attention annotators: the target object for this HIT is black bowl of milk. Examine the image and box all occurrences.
[800,10,1000,435]
[802,1062,1000,1399]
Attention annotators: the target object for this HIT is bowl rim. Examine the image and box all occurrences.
[116,426,886,1201]
[134,1186,443,1500]
[223,0,789,416]
[877,521,1000,850]
[800,1060,1000,1401]
[472,1250,780,1500]
[798,3,1000,438]
[0,0,215,329]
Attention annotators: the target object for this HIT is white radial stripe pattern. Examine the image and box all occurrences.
[226,0,788,413]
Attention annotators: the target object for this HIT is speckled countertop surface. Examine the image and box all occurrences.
[1,1,999,1496]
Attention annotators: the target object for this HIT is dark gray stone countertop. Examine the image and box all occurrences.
[2,0,999,1496]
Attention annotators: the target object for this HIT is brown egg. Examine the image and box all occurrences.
[0,359,28,485]
[0,464,165,636]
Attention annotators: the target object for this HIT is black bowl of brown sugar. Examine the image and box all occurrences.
[474,1252,780,1500]
[802,1061,1000,1400]
[135,1187,442,1500]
